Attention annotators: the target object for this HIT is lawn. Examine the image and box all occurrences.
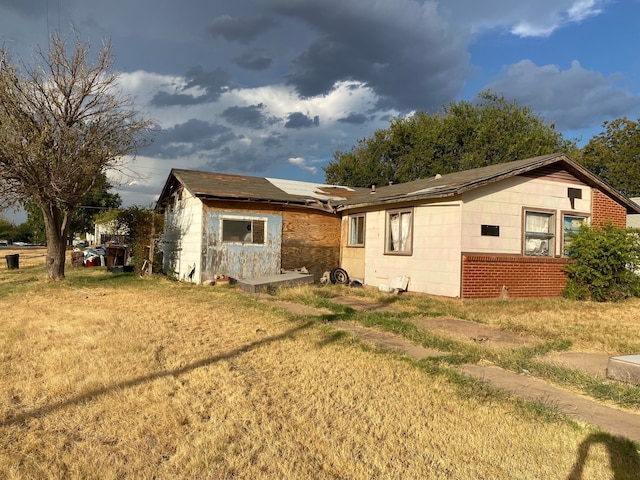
[1,255,639,479]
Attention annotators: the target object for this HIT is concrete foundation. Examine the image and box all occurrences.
[606,355,640,385]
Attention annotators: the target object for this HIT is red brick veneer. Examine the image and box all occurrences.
[592,188,626,228]
[461,254,571,299]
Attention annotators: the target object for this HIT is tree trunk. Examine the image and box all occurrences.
[43,205,69,280]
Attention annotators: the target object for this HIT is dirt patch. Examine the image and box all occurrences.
[411,316,540,349]
[331,296,398,313]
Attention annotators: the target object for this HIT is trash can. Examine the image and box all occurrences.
[5,254,19,270]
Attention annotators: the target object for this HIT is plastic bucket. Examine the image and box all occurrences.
[5,254,19,270]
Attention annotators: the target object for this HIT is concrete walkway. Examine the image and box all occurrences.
[259,295,640,444]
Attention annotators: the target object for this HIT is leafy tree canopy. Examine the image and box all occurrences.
[24,173,122,244]
[575,117,640,196]
[324,91,576,187]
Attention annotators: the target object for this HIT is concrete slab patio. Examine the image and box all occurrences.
[607,355,640,385]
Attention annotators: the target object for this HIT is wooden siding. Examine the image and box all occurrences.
[162,187,203,281]
[201,201,340,283]
[520,165,588,185]
[281,209,341,281]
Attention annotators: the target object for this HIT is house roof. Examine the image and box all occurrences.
[338,153,640,214]
[156,169,367,212]
[155,154,640,215]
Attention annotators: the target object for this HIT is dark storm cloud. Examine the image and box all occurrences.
[284,112,319,129]
[221,103,281,129]
[150,66,231,107]
[202,147,275,174]
[262,134,283,148]
[207,14,278,44]
[144,119,235,158]
[338,113,368,124]
[234,52,273,71]
[0,0,44,17]
[268,0,471,112]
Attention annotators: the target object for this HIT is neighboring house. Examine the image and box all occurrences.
[627,198,640,229]
[156,153,640,298]
[155,169,357,283]
[94,220,128,246]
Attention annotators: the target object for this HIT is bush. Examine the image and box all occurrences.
[563,224,640,302]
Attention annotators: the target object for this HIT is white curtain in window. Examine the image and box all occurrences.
[390,213,400,250]
[400,212,411,251]
[526,213,550,233]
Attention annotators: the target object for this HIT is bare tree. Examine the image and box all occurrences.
[0,34,155,280]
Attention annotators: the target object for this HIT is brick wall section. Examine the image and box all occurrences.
[461,254,571,299]
[592,188,627,228]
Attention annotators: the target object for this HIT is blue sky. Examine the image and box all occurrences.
[1,0,640,221]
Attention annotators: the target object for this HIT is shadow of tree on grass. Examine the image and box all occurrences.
[1,321,313,428]
[567,432,640,480]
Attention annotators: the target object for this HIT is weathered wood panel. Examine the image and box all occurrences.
[282,209,341,281]
[201,201,340,282]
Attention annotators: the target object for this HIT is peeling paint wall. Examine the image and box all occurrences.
[202,210,283,281]
[162,187,203,282]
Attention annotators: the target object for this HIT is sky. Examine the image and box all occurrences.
[2,0,640,222]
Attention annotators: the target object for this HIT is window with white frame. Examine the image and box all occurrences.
[222,218,265,244]
[348,214,365,246]
[524,211,554,256]
[385,208,413,255]
[563,214,588,256]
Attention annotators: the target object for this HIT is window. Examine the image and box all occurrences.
[348,214,365,246]
[385,208,413,255]
[563,214,588,256]
[524,211,554,256]
[222,219,265,244]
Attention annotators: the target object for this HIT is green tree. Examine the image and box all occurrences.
[0,34,154,280]
[325,91,576,186]
[576,117,640,196]
[563,224,640,302]
[24,173,122,244]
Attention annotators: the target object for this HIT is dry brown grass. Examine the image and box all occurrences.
[0,247,48,269]
[0,265,637,479]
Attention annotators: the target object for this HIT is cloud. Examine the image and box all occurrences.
[207,14,278,44]
[284,112,320,129]
[0,0,45,18]
[288,157,317,174]
[150,66,231,106]
[338,113,368,124]
[486,59,640,130]
[267,0,471,112]
[144,119,235,158]
[221,103,279,129]
[234,52,273,71]
[441,0,606,37]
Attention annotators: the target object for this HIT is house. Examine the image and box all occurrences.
[338,153,640,298]
[156,153,640,298]
[155,169,361,283]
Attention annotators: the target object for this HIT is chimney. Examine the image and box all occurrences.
[371,184,376,193]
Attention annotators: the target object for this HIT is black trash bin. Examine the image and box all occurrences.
[5,254,19,270]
